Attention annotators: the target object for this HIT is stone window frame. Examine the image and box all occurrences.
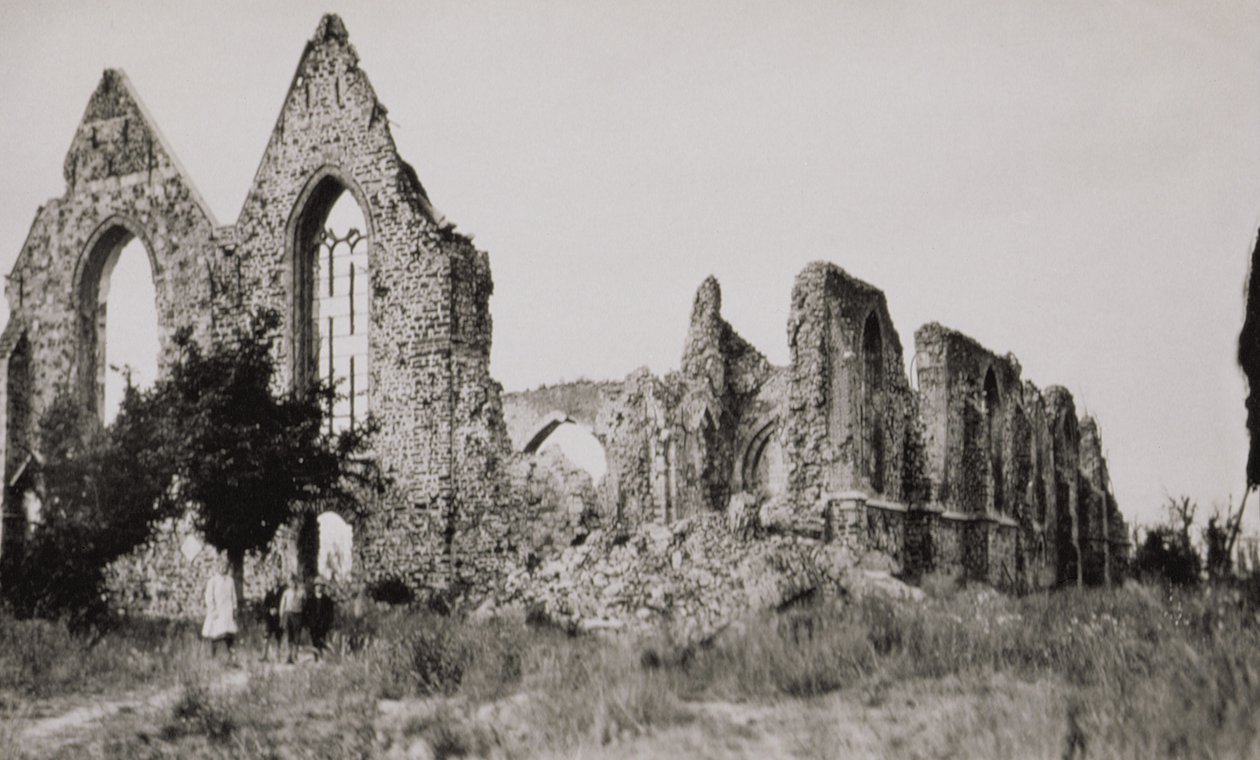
[283,165,375,427]
[73,214,161,419]
[860,309,886,495]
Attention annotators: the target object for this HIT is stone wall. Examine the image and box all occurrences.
[785,263,917,511]
[1,14,1129,621]
[0,15,511,613]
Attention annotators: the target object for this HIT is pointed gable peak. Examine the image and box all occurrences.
[315,13,350,45]
[63,67,218,225]
[83,68,138,122]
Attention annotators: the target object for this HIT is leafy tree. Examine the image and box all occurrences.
[151,310,382,584]
[3,309,382,622]
[2,382,181,626]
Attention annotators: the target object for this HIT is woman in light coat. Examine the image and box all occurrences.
[202,555,238,660]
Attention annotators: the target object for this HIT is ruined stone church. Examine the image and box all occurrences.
[0,16,1127,619]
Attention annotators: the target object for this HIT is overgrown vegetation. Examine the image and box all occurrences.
[0,309,382,625]
[6,582,1260,758]
[0,388,182,625]
[152,310,382,576]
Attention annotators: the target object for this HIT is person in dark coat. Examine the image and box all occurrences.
[305,580,336,660]
[258,583,284,663]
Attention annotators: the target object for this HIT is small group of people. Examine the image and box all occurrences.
[200,556,338,664]
[260,573,336,663]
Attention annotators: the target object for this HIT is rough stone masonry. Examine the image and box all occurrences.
[0,15,1127,621]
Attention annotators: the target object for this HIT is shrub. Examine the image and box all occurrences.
[162,682,236,743]
[409,623,471,696]
[1135,526,1201,586]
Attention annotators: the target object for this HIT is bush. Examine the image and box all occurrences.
[409,623,470,696]
[162,682,237,743]
[1135,526,1201,586]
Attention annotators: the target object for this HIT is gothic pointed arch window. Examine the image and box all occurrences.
[861,311,886,494]
[984,368,1004,514]
[290,172,370,432]
[76,219,161,422]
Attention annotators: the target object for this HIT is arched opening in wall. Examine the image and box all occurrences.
[296,510,354,582]
[741,420,785,499]
[862,311,885,494]
[984,369,1004,514]
[318,512,353,581]
[1,335,33,568]
[291,174,370,433]
[77,223,160,422]
[523,418,607,482]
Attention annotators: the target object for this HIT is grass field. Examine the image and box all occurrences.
[3,581,1258,758]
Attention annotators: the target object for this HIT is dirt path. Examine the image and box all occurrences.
[12,665,255,753]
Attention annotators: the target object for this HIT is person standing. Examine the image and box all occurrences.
[279,573,307,664]
[258,583,284,663]
[305,580,335,661]
[202,555,238,662]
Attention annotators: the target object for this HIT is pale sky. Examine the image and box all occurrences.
[1,0,1258,531]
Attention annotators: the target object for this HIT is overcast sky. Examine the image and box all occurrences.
[1,0,1258,530]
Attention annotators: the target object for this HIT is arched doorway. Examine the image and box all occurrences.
[296,510,354,583]
[290,171,370,432]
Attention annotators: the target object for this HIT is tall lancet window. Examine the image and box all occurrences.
[293,177,370,433]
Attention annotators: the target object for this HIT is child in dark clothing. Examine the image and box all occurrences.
[305,580,336,660]
[258,584,284,663]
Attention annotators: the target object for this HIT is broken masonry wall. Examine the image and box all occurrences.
[503,380,619,451]
[503,447,601,559]
[1019,382,1060,589]
[911,324,1039,586]
[220,15,510,593]
[677,276,777,516]
[497,275,791,553]
[504,370,684,535]
[0,68,218,447]
[912,323,1022,517]
[104,516,297,619]
[1078,417,1123,586]
[729,368,789,503]
[5,16,514,613]
[1045,387,1083,587]
[503,380,621,535]
[785,262,917,516]
[0,68,221,607]
[594,369,684,526]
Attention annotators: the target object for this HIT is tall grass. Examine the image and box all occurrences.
[0,615,205,701]
[7,583,1260,758]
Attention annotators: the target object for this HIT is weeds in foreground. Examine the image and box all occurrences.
[6,584,1260,758]
[0,615,204,701]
